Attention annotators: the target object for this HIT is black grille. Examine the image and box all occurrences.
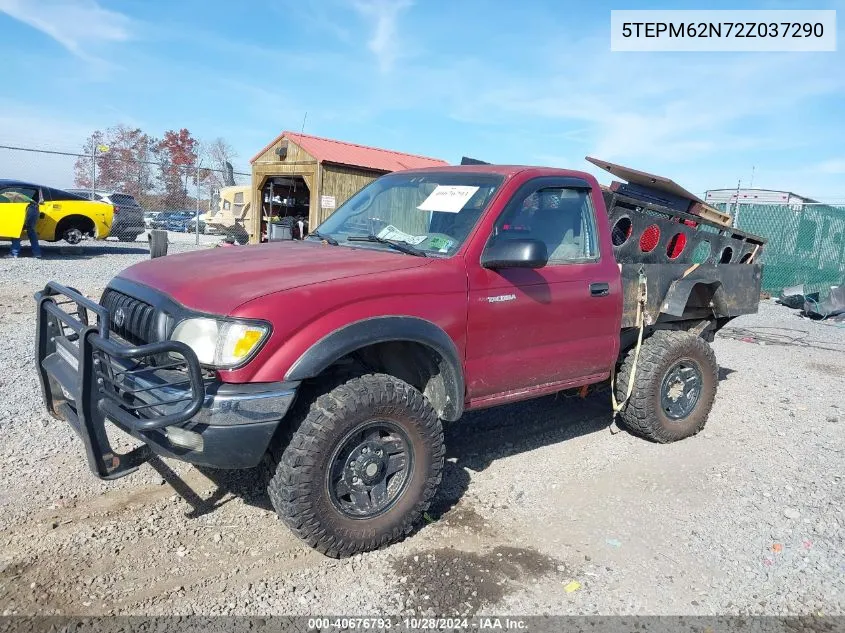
[100,289,159,345]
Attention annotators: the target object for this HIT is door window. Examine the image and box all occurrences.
[491,186,599,263]
[0,186,38,204]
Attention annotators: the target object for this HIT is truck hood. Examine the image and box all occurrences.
[118,241,432,315]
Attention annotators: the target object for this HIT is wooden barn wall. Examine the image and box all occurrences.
[253,136,315,165]
[371,188,430,235]
[318,164,384,224]
[251,137,318,240]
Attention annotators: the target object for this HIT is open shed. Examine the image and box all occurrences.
[249,132,447,242]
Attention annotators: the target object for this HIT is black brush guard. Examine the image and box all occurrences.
[35,282,205,479]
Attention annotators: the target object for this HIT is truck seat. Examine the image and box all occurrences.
[529,206,583,261]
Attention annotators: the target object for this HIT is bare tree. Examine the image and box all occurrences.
[197,138,238,190]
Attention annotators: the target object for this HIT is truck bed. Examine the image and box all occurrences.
[602,190,766,329]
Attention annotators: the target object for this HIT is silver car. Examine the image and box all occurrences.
[67,189,146,242]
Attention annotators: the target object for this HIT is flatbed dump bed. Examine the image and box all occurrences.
[602,189,765,328]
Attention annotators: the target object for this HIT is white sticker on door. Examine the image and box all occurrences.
[417,185,479,213]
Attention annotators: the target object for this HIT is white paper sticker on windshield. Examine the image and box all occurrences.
[377,225,428,245]
[417,185,479,213]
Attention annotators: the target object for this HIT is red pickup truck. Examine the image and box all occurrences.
[36,165,764,557]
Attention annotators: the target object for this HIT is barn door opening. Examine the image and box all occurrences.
[261,176,310,241]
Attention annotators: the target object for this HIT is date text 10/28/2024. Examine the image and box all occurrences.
[307,617,529,630]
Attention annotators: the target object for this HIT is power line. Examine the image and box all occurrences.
[0,143,251,176]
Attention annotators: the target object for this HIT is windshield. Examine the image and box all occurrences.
[313,172,504,256]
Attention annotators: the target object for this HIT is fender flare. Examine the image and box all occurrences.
[285,316,465,421]
[662,279,726,317]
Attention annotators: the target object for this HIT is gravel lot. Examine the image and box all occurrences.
[0,235,843,617]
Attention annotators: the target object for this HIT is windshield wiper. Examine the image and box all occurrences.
[308,230,338,245]
[347,234,428,257]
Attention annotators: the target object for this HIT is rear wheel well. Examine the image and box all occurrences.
[305,341,457,420]
[618,317,729,361]
[55,215,96,238]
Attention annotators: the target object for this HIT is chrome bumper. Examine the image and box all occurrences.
[127,369,299,427]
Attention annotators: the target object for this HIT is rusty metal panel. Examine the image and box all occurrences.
[619,263,763,328]
[587,156,706,203]
[606,192,765,267]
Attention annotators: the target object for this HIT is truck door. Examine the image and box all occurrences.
[0,185,34,239]
[465,178,622,401]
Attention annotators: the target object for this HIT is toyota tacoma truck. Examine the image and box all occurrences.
[35,164,765,557]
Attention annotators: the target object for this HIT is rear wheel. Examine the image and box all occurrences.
[63,228,84,245]
[616,330,718,443]
[56,216,94,245]
[267,374,444,557]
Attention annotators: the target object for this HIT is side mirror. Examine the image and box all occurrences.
[481,238,548,269]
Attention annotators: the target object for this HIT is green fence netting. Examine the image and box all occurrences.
[715,203,845,295]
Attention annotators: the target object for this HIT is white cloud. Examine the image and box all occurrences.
[456,50,840,163]
[351,0,413,73]
[0,0,131,60]
[816,159,845,174]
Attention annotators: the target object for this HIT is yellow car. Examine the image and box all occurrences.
[0,180,113,244]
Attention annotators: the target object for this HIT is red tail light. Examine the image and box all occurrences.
[113,205,120,214]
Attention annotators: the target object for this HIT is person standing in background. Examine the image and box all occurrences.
[7,190,43,258]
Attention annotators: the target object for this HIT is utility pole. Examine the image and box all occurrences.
[91,141,109,190]
[733,179,742,229]
[196,162,201,246]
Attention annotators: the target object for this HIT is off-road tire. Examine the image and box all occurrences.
[616,330,718,443]
[267,373,445,557]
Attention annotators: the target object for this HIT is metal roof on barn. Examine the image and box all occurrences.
[250,131,448,172]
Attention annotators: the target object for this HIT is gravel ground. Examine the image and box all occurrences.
[0,237,842,617]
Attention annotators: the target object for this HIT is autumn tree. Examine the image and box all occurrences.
[73,126,156,196]
[156,128,198,209]
[74,126,237,211]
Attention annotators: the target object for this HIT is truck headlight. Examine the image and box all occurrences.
[170,318,270,368]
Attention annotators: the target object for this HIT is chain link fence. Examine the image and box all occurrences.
[4,144,845,291]
[0,144,251,243]
[720,202,845,295]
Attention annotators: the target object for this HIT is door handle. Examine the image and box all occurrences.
[590,282,610,297]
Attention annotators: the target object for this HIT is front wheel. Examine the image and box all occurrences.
[616,330,718,443]
[267,374,444,557]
